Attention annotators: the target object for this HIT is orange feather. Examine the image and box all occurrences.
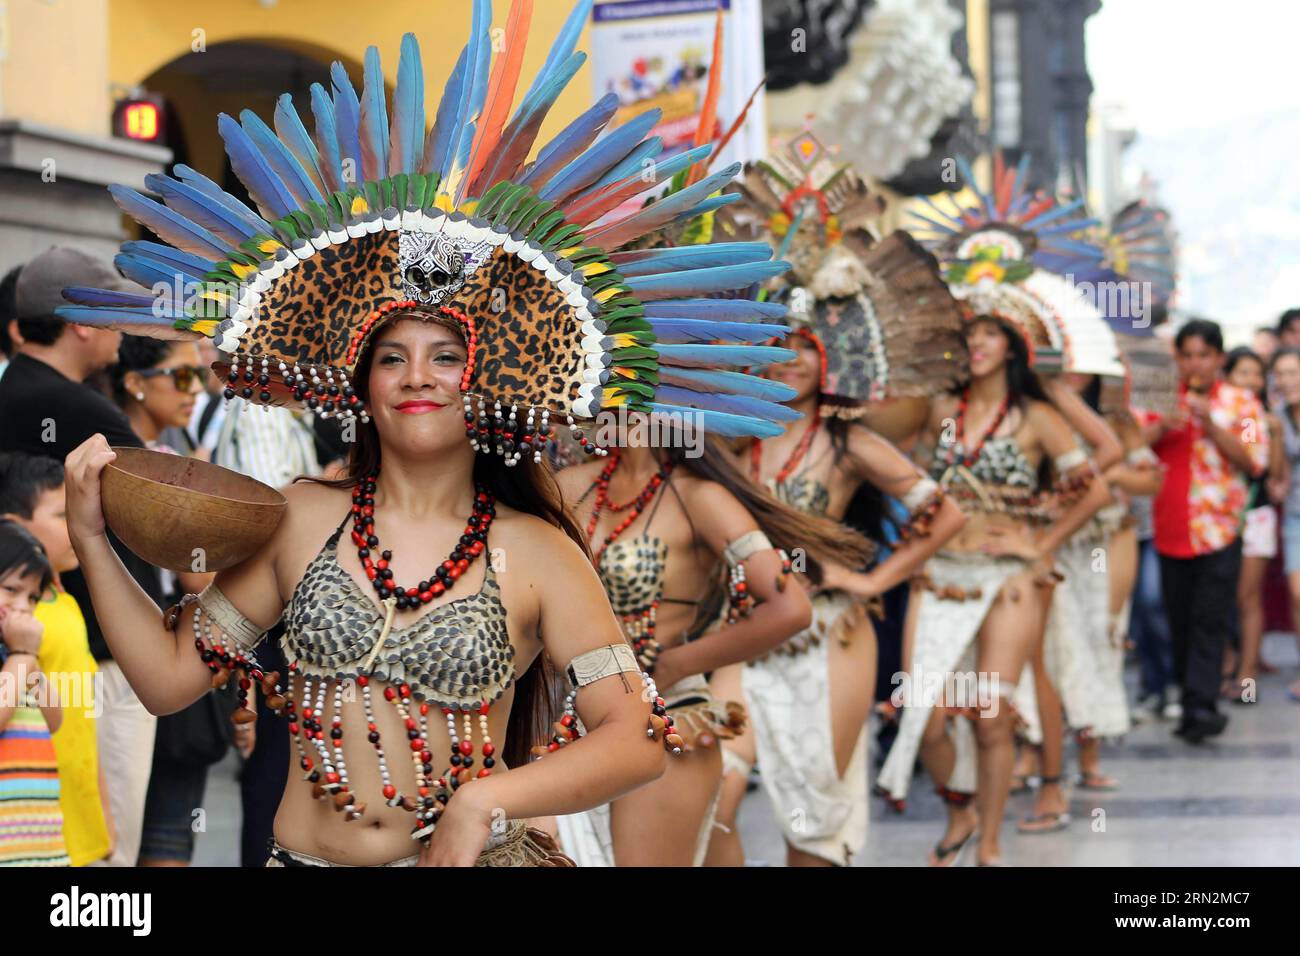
[464,0,534,194]
[699,75,765,179]
[684,7,725,188]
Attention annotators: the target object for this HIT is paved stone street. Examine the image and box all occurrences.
[195,632,1300,867]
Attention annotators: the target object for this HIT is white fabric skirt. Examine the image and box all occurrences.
[1017,535,1130,742]
[876,552,1028,802]
[741,590,872,865]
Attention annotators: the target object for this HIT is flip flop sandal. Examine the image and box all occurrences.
[1016,810,1071,834]
[1076,772,1119,791]
[929,828,977,867]
[1009,774,1037,795]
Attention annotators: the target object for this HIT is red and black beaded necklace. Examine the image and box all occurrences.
[947,387,1011,469]
[749,409,823,485]
[585,449,674,567]
[350,473,495,611]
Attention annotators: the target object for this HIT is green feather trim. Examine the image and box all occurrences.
[597,303,647,323]
[233,241,268,264]
[272,217,300,242]
[493,185,531,225]
[474,181,513,218]
[530,210,567,244]
[610,345,660,362]
[599,294,643,313]
[604,379,656,402]
[292,210,318,236]
[508,195,545,232]
[584,270,625,291]
[609,355,660,375]
[328,190,352,223]
[547,224,585,249]
[408,174,429,210]
[390,173,409,208]
[605,317,653,335]
[303,201,330,232]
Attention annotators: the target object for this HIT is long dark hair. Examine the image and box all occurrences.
[659,435,874,578]
[298,328,584,771]
[637,432,874,635]
[826,416,890,544]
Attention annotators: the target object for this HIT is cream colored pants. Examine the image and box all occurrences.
[88,661,157,867]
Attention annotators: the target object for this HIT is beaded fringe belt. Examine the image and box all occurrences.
[265,822,574,867]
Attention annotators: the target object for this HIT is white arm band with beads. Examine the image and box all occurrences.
[565,643,642,689]
[1127,447,1158,468]
[1053,448,1090,474]
[194,583,267,651]
[901,476,941,512]
[722,529,775,567]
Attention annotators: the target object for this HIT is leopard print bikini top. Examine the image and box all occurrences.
[281,515,516,710]
[582,480,699,618]
[928,429,1046,521]
[766,441,833,517]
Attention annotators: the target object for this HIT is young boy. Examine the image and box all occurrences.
[0,452,111,865]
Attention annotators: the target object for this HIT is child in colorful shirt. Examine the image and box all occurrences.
[0,520,68,866]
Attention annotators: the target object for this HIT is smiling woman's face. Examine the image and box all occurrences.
[964,318,1011,380]
[365,315,473,458]
[765,333,822,404]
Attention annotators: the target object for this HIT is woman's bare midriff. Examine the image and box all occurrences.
[943,511,1040,555]
[271,678,518,865]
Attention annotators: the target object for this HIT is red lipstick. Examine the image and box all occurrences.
[395,399,447,414]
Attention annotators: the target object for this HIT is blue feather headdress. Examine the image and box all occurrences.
[910,152,1104,279]
[56,0,793,460]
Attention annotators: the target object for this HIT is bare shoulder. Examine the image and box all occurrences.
[671,470,735,514]
[1024,398,1066,427]
[281,479,351,523]
[554,460,603,503]
[275,481,350,551]
[488,503,589,572]
[930,393,960,428]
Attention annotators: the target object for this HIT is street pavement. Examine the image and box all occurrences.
[195,631,1300,867]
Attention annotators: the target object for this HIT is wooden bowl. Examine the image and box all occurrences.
[101,447,287,572]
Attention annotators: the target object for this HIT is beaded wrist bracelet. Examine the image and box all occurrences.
[896,479,947,544]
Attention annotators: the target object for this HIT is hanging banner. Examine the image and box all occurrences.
[589,0,767,171]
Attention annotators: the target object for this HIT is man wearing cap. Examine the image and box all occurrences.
[0,246,163,866]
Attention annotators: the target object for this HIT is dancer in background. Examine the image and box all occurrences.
[703,145,969,866]
[555,433,871,866]
[884,168,1112,865]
